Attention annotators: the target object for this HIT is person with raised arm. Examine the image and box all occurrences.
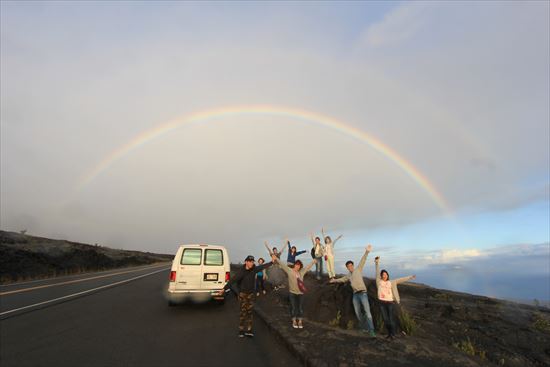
[255,257,267,296]
[264,240,286,259]
[226,254,275,338]
[330,244,376,336]
[322,227,342,279]
[310,233,325,280]
[273,256,317,329]
[374,256,416,340]
[285,238,307,267]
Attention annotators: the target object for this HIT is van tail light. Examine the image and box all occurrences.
[225,272,230,282]
[169,271,176,282]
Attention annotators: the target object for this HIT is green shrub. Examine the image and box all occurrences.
[398,308,418,335]
[532,313,550,333]
[329,310,342,327]
[453,337,486,360]
[374,311,385,332]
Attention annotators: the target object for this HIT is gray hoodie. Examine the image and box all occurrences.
[276,259,316,295]
[331,248,370,292]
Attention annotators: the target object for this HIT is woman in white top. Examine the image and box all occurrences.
[322,228,342,279]
[374,256,416,340]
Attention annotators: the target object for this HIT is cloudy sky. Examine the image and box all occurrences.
[1,2,548,301]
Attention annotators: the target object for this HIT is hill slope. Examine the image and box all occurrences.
[0,230,172,283]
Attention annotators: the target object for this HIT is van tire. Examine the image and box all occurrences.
[168,300,176,307]
[215,299,225,305]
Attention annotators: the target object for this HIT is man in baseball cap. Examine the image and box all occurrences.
[226,254,275,338]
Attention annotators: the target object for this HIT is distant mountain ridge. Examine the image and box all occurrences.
[0,230,172,283]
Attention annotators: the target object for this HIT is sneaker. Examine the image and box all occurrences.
[369,330,376,337]
[244,331,254,337]
[292,319,298,329]
[298,319,303,329]
[238,331,245,338]
[263,290,266,295]
[256,292,260,296]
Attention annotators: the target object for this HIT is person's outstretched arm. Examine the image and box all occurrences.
[273,256,291,274]
[296,250,307,256]
[333,235,343,246]
[310,233,315,246]
[255,261,274,273]
[330,275,350,283]
[264,241,273,256]
[375,257,381,287]
[357,244,372,271]
[394,275,416,285]
[301,259,317,275]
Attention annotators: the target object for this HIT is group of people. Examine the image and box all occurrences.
[226,229,416,340]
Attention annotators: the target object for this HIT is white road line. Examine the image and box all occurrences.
[0,263,169,296]
[0,267,169,317]
[0,262,170,288]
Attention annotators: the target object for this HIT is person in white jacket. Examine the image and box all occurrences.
[374,256,416,340]
[322,227,342,279]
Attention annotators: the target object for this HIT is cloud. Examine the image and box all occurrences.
[359,2,429,47]
[422,249,482,263]
[0,2,548,259]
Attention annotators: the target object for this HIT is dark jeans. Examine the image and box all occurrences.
[314,256,323,279]
[379,301,396,336]
[289,293,304,320]
[255,276,265,293]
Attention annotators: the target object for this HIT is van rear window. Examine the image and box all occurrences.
[181,249,202,265]
[204,249,223,266]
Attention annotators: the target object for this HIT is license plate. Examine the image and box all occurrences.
[204,273,218,281]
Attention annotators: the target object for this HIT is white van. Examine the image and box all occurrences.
[167,244,230,305]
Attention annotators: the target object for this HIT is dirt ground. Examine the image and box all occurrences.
[254,270,550,367]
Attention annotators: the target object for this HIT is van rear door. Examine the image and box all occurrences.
[200,248,225,289]
[175,248,203,290]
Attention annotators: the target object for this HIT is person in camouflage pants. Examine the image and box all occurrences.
[239,292,255,332]
[227,254,274,338]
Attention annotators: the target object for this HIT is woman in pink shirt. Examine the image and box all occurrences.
[375,256,416,340]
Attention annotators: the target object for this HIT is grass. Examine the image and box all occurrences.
[328,310,342,327]
[532,312,550,333]
[398,308,418,335]
[453,337,486,360]
[374,310,385,332]
[433,292,452,302]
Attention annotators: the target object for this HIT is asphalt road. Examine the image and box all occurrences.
[0,264,300,367]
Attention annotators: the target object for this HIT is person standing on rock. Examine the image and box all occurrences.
[273,256,317,329]
[227,254,275,338]
[330,244,376,336]
[310,233,325,280]
[286,238,307,267]
[264,241,287,289]
[255,257,267,296]
[374,256,416,340]
[322,228,342,279]
[264,241,286,259]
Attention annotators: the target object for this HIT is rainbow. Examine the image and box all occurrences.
[76,105,451,212]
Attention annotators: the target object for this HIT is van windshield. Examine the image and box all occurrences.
[204,249,223,266]
[181,248,202,265]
